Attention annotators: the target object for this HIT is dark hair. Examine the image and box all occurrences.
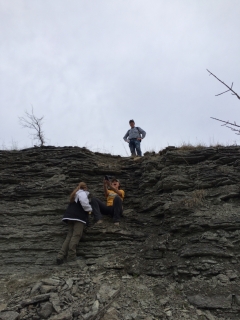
[111,178,121,190]
[129,119,134,123]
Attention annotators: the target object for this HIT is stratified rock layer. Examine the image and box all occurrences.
[1,145,240,319]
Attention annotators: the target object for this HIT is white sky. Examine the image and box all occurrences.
[1,0,240,155]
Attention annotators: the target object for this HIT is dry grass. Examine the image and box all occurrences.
[181,189,206,208]
[177,143,207,151]
[144,141,234,155]
[1,139,20,151]
[176,142,228,151]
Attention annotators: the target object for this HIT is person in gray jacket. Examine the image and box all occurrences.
[123,119,146,156]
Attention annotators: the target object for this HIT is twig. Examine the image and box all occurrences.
[207,69,240,100]
[121,141,129,157]
[210,117,240,128]
[211,117,240,135]
[225,126,240,134]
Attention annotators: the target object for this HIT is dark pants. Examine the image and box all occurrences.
[91,196,123,222]
[57,221,84,261]
[129,139,142,156]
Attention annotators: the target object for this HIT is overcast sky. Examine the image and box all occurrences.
[1,0,240,155]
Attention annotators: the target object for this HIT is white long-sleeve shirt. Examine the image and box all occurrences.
[75,190,92,212]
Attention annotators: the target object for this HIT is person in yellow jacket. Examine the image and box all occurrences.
[91,177,125,226]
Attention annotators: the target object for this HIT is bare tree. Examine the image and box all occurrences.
[207,69,240,134]
[19,107,45,146]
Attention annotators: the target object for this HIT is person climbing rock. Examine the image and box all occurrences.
[123,119,146,157]
[91,177,125,226]
[56,182,92,264]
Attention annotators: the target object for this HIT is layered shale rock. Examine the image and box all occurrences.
[1,145,240,319]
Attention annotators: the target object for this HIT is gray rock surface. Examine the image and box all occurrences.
[1,145,240,319]
[0,311,19,320]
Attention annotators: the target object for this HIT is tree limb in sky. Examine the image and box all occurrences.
[19,107,45,146]
[207,69,240,100]
[210,117,240,135]
[208,70,240,135]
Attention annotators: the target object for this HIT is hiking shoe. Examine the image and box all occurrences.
[56,258,64,265]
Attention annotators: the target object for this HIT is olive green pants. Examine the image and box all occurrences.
[57,221,84,261]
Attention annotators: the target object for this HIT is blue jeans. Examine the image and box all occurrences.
[129,139,142,156]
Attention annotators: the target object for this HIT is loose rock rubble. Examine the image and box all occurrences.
[1,145,240,319]
[0,262,224,320]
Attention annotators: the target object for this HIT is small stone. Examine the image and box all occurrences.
[21,294,50,308]
[92,276,102,284]
[92,300,99,313]
[31,282,42,295]
[84,307,90,313]
[204,310,216,320]
[160,298,169,305]
[0,311,20,320]
[226,270,238,280]
[217,274,229,283]
[42,279,60,286]
[71,285,78,295]
[49,309,72,320]
[187,294,232,309]
[84,278,91,284]
[101,307,120,320]
[40,285,56,294]
[37,302,53,319]
[19,308,28,319]
[196,309,203,315]
[0,304,7,312]
[49,292,61,313]
[165,310,172,317]
[130,312,138,319]
[65,292,74,302]
[112,302,121,310]
[66,279,73,289]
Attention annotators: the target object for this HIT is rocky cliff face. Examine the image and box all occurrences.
[1,146,240,320]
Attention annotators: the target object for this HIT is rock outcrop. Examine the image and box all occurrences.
[1,145,240,319]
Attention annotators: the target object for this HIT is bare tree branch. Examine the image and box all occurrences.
[207,69,240,99]
[210,117,240,128]
[210,117,240,135]
[225,125,240,135]
[19,107,45,146]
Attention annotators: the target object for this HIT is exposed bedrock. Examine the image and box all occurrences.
[1,146,240,319]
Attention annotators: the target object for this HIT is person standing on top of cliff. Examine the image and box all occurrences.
[123,119,146,157]
[56,182,92,265]
[91,177,125,226]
